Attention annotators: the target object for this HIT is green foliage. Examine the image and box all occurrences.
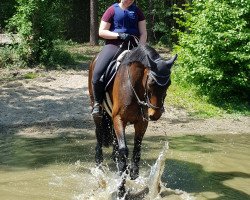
[166,79,225,118]
[6,0,71,66]
[139,0,174,46]
[0,45,24,68]
[167,78,249,118]
[23,72,38,79]
[98,0,115,18]
[174,0,250,103]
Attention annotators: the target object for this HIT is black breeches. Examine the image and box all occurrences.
[92,44,120,85]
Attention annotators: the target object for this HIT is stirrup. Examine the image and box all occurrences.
[92,103,103,117]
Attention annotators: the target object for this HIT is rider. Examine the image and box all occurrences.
[92,0,147,117]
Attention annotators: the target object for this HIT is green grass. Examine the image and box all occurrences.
[55,40,101,62]
[166,79,249,118]
[166,82,225,118]
[22,72,38,79]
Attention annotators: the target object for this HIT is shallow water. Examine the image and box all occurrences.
[0,132,249,200]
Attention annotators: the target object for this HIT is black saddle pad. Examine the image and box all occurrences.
[103,59,118,90]
[101,50,130,90]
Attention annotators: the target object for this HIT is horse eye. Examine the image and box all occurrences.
[148,78,156,87]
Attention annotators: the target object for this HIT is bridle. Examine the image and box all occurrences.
[127,65,170,118]
[127,67,159,109]
[124,37,171,120]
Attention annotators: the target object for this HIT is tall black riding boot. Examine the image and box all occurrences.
[92,81,105,118]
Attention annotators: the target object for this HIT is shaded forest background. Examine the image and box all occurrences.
[0,0,249,110]
[0,0,183,44]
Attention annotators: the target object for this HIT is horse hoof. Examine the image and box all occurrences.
[118,185,126,199]
[130,169,139,180]
[118,163,128,176]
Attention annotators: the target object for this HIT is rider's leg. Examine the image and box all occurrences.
[92,44,120,117]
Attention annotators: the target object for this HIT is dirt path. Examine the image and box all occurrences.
[0,69,249,136]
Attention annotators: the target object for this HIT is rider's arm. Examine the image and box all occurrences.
[99,20,119,40]
[138,20,147,44]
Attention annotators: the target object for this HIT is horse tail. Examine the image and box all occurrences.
[101,111,114,147]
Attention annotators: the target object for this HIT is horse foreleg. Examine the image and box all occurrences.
[112,134,119,162]
[113,115,128,175]
[113,115,128,198]
[130,120,148,180]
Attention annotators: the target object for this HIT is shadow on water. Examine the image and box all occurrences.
[141,134,217,159]
[162,159,250,200]
[141,134,250,199]
[0,121,249,199]
[0,133,97,170]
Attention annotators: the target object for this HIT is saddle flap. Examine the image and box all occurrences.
[102,50,130,90]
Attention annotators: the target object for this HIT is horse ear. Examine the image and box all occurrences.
[165,54,178,68]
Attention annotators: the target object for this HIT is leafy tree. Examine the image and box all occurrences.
[7,0,71,65]
[174,0,250,102]
[90,0,98,45]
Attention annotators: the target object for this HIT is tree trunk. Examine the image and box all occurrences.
[90,0,98,45]
[147,0,155,43]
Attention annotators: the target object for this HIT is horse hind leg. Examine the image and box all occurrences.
[94,111,115,166]
[102,112,119,163]
[94,117,104,166]
[102,111,113,147]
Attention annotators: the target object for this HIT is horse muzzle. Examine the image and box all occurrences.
[148,107,165,121]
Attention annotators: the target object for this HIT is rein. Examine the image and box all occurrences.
[109,36,140,63]
[127,66,165,110]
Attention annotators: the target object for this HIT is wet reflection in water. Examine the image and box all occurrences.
[0,132,249,199]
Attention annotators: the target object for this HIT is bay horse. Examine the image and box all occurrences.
[88,43,177,183]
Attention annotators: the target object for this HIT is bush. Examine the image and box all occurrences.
[6,0,71,66]
[174,0,250,103]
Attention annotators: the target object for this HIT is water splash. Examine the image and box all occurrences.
[73,142,194,200]
[147,141,169,199]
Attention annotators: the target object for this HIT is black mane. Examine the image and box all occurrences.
[121,44,161,68]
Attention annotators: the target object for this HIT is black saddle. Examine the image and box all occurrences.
[99,36,139,90]
[100,50,130,91]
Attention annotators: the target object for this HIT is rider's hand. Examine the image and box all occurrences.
[118,33,132,41]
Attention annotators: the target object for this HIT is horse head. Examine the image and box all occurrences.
[146,52,178,121]
[120,44,177,121]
